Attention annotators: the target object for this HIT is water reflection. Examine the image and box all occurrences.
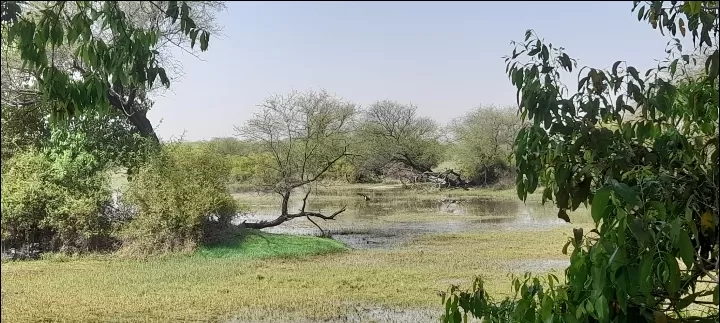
[233,186,564,249]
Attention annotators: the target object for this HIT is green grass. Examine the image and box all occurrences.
[0,227,579,322]
[1,184,590,322]
[195,231,348,259]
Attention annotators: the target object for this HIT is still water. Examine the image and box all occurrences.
[232,185,567,249]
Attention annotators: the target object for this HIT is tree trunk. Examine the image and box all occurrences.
[107,89,160,143]
[127,110,159,143]
[240,189,345,230]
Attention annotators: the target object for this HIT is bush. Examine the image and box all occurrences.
[1,150,113,252]
[120,143,238,256]
[227,152,275,184]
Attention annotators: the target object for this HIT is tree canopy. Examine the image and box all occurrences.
[356,100,444,174]
[442,1,719,322]
[1,1,220,141]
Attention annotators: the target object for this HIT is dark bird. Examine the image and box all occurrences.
[356,193,371,201]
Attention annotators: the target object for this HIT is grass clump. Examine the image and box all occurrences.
[194,230,348,260]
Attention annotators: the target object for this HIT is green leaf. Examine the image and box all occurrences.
[528,46,541,56]
[564,312,580,323]
[541,45,549,61]
[612,61,622,76]
[189,29,199,49]
[158,67,169,87]
[7,24,17,43]
[630,217,650,244]
[167,1,179,23]
[665,254,680,294]
[688,1,701,14]
[200,31,210,51]
[707,50,719,83]
[677,230,694,269]
[612,182,637,206]
[639,253,653,297]
[516,180,525,201]
[627,66,641,84]
[562,239,572,255]
[541,295,553,323]
[637,6,645,21]
[648,201,666,220]
[595,295,609,323]
[558,209,571,223]
[147,67,158,86]
[616,288,628,314]
[677,292,704,311]
[669,59,678,77]
[678,18,686,37]
[67,26,79,44]
[513,68,524,88]
[591,187,612,224]
[578,76,589,91]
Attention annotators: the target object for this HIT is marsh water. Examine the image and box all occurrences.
[228,184,571,323]
[232,184,567,250]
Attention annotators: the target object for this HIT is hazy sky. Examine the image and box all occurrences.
[148,1,674,141]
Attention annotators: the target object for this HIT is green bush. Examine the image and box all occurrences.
[120,143,238,256]
[227,152,274,184]
[1,149,112,252]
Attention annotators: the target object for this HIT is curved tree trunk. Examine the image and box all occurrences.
[241,188,346,230]
[107,89,160,143]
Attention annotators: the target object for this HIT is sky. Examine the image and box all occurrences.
[148,1,676,142]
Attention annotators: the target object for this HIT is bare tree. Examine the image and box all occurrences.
[235,89,357,230]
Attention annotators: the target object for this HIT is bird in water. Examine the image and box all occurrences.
[356,193,371,201]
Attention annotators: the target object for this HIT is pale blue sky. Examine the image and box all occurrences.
[148,1,673,141]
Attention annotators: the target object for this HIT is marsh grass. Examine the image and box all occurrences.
[0,226,587,322]
[1,185,594,322]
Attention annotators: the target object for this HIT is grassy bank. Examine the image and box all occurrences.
[194,231,348,259]
[0,225,584,322]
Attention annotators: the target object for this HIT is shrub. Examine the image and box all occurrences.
[1,149,113,252]
[120,143,238,256]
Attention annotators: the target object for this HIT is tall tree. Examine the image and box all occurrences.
[1,1,222,142]
[356,100,444,174]
[442,1,718,322]
[235,90,357,232]
[451,105,522,185]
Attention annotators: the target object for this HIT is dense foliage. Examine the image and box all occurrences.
[442,1,719,322]
[1,1,216,141]
[1,149,113,252]
[1,1,226,256]
[120,143,237,255]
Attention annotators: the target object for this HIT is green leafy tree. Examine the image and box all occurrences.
[1,1,217,142]
[442,1,718,322]
[450,105,522,186]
